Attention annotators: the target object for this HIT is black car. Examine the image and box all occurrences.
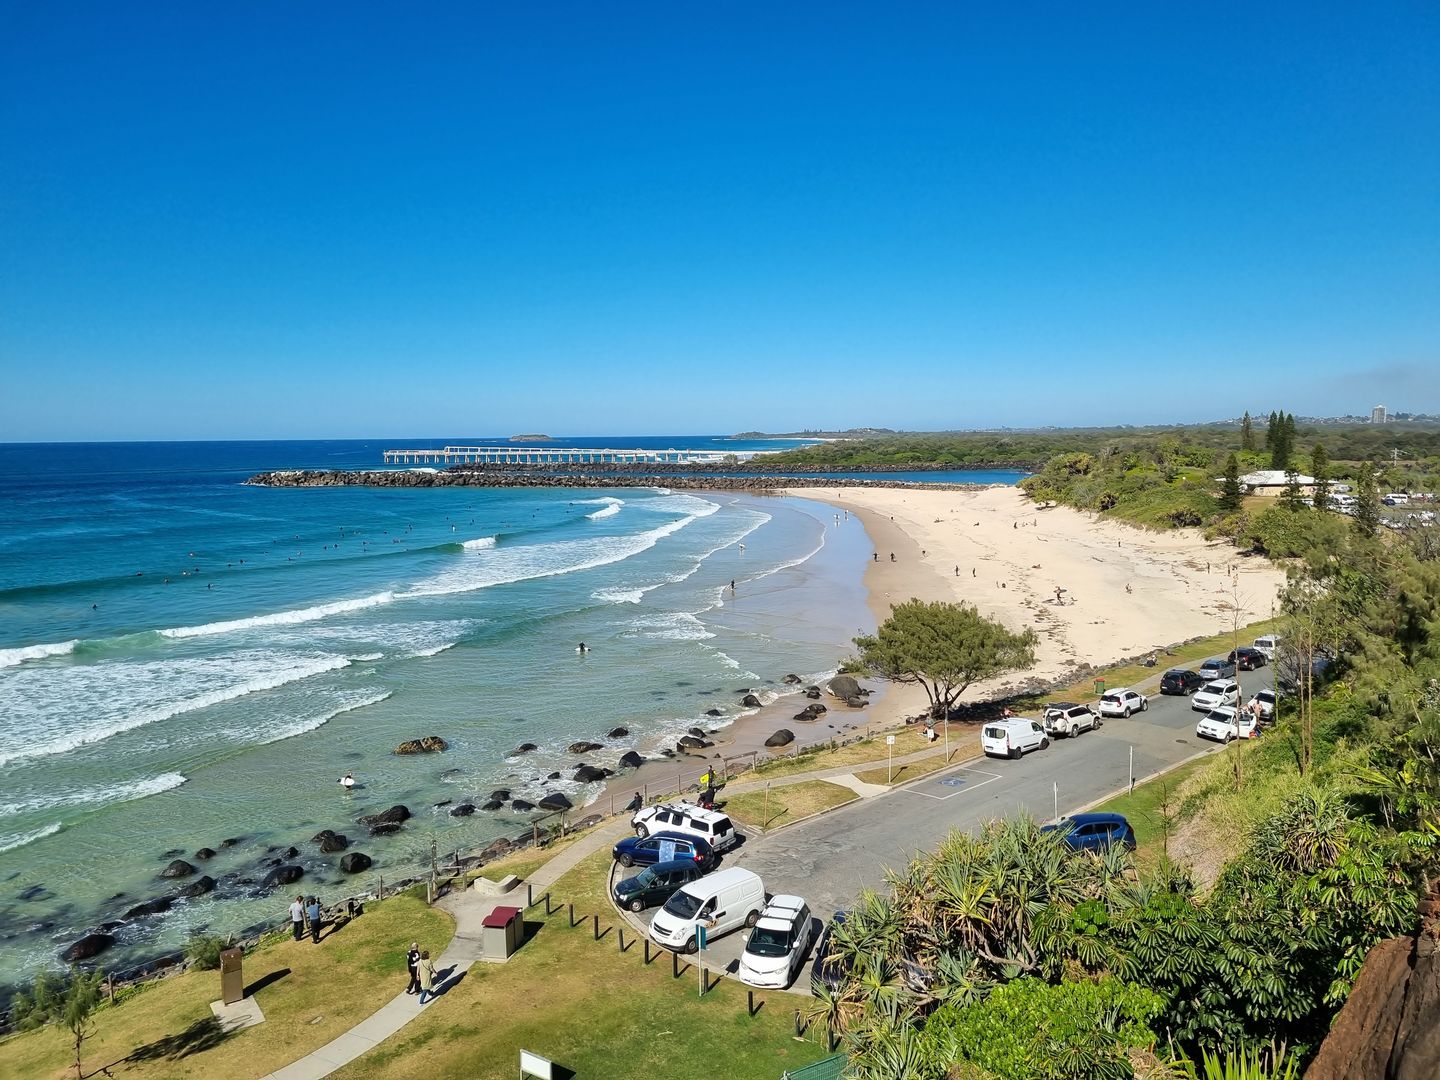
[1159,668,1205,695]
[810,911,851,994]
[612,859,704,912]
[1227,647,1268,671]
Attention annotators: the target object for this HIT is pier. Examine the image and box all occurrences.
[382,446,759,466]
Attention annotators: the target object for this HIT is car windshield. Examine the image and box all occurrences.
[1203,682,1227,694]
[662,890,703,919]
[629,867,659,888]
[747,926,792,957]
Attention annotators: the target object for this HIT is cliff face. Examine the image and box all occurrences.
[1305,893,1440,1080]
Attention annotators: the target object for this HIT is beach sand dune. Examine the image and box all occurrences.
[790,486,1286,699]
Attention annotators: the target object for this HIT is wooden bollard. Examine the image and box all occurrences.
[672,951,680,979]
[747,989,758,1016]
[592,914,600,941]
[525,882,533,908]
[568,902,576,927]
[644,940,655,964]
[618,927,626,952]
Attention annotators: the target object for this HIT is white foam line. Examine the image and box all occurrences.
[158,594,396,640]
[255,690,394,745]
[0,773,188,817]
[461,536,496,550]
[0,655,353,767]
[586,503,622,520]
[0,640,78,669]
[412,642,457,658]
[0,822,62,856]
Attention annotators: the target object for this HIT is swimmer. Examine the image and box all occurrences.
[577,642,589,654]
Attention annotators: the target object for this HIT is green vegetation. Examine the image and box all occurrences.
[853,599,1038,719]
[723,779,857,830]
[11,969,106,1079]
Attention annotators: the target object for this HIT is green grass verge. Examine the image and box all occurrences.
[724,780,858,830]
[332,850,831,1080]
[853,751,959,787]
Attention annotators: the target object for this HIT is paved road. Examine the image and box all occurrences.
[684,664,1276,982]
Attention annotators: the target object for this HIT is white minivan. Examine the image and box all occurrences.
[981,718,1049,760]
[1253,635,1283,661]
[649,866,766,954]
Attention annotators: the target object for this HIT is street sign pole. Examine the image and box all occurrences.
[886,734,895,783]
[1053,781,1058,822]
[1129,746,1134,794]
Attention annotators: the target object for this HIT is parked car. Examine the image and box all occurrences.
[1160,669,1206,696]
[1043,702,1099,737]
[810,911,851,994]
[1196,706,1259,743]
[612,831,716,871]
[649,866,765,953]
[1227,646,1268,671]
[632,801,739,851]
[1097,689,1148,718]
[737,894,817,989]
[1249,689,1277,720]
[1041,812,1137,853]
[612,859,705,912]
[981,718,1049,759]
[1198,657,1237,680]
[1252,635,1283,661]
[1191,679,1240,712]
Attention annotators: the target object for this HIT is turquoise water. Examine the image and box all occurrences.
[0,439,910,984]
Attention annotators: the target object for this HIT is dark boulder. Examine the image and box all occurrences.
[793,704,824,721]
[489,789,511,801]
[782,674,803,684]
[538,793,573,812]
[123,897,173,920]
[573,765,607,783]
[704,708,723,717]
[481,837,512,859]
[18,884,49,902]
[316,832,349,853]
[193,847,217,861]
[284,846,300,859]
[764,728,795,748]
[607,726,630,738]
[162,848,185,858]
[480,800,504,811]
[260,865,304,890]
[174,876,215,899]
[339,852,373,874]
[160,859,196,879]
[359,805,410,827]
[618,751,644,769]
[567,741,604,754]
[688,727,706,738]
[827,674,862,700]
[369,822,403,837]
[450,803,477,817]
[806,688,822,700]
[546,771,561,780]
[61,933,115,963]
[678,735,707,750]
[846,696,869,709]
[511,799,535,812]
[433,799,452,808]
[219,837,243,848]
[741,694,762,708]
[395,735,448,754]
[511,742,538,755]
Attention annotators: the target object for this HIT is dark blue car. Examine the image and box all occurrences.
[611,830,716,871]
[1041,812,1137,853]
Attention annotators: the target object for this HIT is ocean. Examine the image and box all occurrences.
[0,438,1020,986]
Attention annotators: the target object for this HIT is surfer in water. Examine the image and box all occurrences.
[338,773,356,790]
[577,642,589,654]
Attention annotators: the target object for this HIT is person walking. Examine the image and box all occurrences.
[307,896,323,944]
[405,942,421,994]
[417,950,437,1004]
[289,895,305,941]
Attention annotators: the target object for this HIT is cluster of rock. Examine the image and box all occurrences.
[394,735,448,754]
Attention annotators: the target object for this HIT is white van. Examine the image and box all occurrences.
[1253,635,1283,661]
[648,866,765,953]
[981,718,1049,759]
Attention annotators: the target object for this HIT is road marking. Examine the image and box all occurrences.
[901,767,1003,801]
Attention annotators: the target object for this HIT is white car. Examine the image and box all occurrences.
[1043,703,1100,737]
[632,801,739,852]
[1196,706,1259,743]
[737,894,816,989]
[1249,690,1276,720]
[981,718,1049,759]
[1097,690,1148,719]
[1191,679,1240,713]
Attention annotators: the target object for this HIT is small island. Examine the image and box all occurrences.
[508,434,555,442]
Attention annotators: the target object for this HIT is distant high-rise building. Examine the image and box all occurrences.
[1371,404,1387,424]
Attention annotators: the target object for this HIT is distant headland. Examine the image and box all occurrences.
[508,434,554,441]
[729,428,893,439]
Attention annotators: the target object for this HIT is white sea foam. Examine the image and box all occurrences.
[0,653,353,766]
[353,652,384,662]
[461,536,497,550]
[158,594,397,640]
[577,497,624,505]
[0,640,78,669]
[624,612,715,642]
[592,587,647,604]
[246,690,395,746]
[586,502,622,520]
[0,773,188,817]
[412,642,457,658]
[0,822,62,856]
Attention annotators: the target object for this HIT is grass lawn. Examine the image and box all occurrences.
[0,894,451,1080]
[852,749,961,787]
[1089,756,1212,855]
[727,726,910,783]
[724,780,857,831]
[332,851,832,1080]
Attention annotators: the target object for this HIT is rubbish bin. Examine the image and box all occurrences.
[482,905,522,959]
[219,947,244,1005]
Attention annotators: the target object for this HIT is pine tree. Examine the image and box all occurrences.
[1352,462,1381,538]
[1265,411,1279,452]
[1240,411,1254,451]
[1282,469,1306,512]
[1219,453,1243,511]
[1311,444,1331,512]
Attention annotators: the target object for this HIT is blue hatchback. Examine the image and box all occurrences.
[612,830,716,871]
[1041,813,1137,853]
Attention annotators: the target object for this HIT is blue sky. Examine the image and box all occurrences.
[2,3,1436,440]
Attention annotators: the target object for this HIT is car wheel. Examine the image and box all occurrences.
[1040,737,1050,750]
[745,909,761,928]
[684,935,698,954]
[1223,733,1234,744]
[1009,746,1022,760]
[618,853,634,868]
[1141,698,1149,711]
[628,897,645,913]
[1123,706,1132,718]
[635,824,649,838]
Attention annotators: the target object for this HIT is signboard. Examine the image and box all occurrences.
[886,735,895,745]
[697,923,708,950]
[520,1049,554,1080]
